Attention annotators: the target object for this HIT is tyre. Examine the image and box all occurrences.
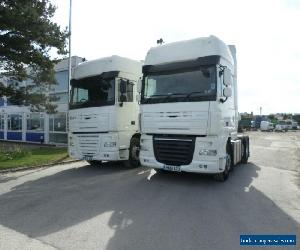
[123,137,140,168]
[88,160,102,166]
[241,139,249,164]
[214,151,231,182]
[227,142,234,172]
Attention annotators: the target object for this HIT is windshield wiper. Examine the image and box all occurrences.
[143,94,173,103]
[184,91,206,101]
[143,93,185,103]
[161,93,185,102]
[143,94,167,103]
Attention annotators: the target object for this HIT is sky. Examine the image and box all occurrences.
[51,0,300,115]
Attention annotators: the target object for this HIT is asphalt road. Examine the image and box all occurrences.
[0,131,299,250]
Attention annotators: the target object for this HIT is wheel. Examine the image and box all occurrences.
[123,137,140,168]
[214,151,231,182]
[88,160,102,166]
[229,151,234,172]
[241,139,249,164]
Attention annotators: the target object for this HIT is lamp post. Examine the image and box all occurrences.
[260,107,262,116]
[67,0,72,145]
[67,0,72,103]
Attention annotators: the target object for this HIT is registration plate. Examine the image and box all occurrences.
[163,165,181,172]
[83,155,93,161]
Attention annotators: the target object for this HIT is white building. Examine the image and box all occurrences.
[0,56,84,144]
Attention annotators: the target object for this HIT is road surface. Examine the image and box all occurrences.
[0,131,299,249]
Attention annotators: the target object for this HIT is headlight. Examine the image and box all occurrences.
[104,142,117,147]
[199,149,217,156]
[140,139,150,151]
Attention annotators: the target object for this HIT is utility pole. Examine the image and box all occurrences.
[68,0,72,103]
[260,107,262,116]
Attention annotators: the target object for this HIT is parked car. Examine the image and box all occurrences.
[292,121,298,130]
[285,120,293,130]
[275,121,288,132]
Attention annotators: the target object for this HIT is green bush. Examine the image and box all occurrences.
[0,146,31,162]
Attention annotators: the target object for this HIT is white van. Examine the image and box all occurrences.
[260,121,274,131]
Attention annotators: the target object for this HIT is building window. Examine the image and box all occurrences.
[49,93,69,104]
[0,114,4,130]
[50,113,67,132]
[54,71,68,92]
[8,114,22,131]
[49,112,67,144]
[26,113,44,131]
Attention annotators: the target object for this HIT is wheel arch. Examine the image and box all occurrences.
[131,133,141,141]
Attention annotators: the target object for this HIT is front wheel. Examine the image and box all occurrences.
[123,137,140,168]
[214,153,231,182]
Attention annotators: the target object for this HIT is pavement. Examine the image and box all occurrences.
[0,131,299,250]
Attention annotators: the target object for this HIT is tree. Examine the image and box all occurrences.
[283,113,292,120]
[292,114,300,124]
[0,0,68,112]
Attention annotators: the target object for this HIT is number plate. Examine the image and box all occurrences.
[83,155,93,161]
[163,165,181,172]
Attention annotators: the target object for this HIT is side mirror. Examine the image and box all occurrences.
[120,79,127,94]
[223,86,232,97]
[137,78,142,93]
[223,68,232,86]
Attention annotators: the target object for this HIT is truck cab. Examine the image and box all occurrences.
[68,56,142,167]
[139,36,249,181]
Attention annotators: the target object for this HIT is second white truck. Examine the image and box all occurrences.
[68,56,142,167]
[139,36,250,181]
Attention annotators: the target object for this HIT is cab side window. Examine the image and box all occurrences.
[119,79,134,102]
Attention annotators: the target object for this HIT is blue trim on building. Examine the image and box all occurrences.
[26,132,44,142]
[0,131,4,139]
[0,98,4,106]
[7,132,22,141]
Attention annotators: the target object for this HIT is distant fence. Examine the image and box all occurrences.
[0,140,60,152]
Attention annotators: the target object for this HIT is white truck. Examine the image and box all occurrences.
[139,36,250,181]
[275,120,288,132]
[260,121,274,131]
[68,56,142,167]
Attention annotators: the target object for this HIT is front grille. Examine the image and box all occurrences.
[153,135,195,166]
[77,134,99,156]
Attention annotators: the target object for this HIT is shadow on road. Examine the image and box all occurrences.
[0,162,299,250]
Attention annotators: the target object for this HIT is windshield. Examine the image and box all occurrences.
[70,75,115,109]
[141,66,217,104]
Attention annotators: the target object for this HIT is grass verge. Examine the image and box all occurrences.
[0,147,69,170]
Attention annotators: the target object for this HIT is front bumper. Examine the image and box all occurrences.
[140,134,227,174]
[68,132,129,161]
